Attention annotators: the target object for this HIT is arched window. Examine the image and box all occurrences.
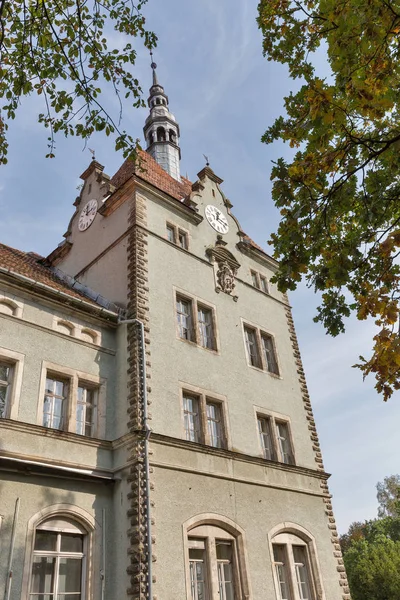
[149,131,154,145]
[0,299,18,316]
[80,328,98,345]
[184,515,250,600]
[56,320,74,336]
[157,127,166,142]
[156,98,161,105]
[169,129,176,144]
[269,524,324,600]
[29,516,88,599]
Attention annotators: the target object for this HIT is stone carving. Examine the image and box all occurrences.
[216,261,236,295]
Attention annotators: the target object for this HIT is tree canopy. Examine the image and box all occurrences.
[258,0,400,399]
[0,0,156,164]
[377,474,400,518]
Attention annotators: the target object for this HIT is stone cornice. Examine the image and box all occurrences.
[236,240,279,271]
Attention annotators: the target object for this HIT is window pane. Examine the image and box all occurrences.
[0,363,10,382]
[293,546,312,600]
[76,386,95,437]
[198,307,214,349]
[177,297,193,340]
[273,545,291,600]
[260,276,268,293]
[189,548,206,600]
[251,271,259,288]
[31,556,55,594]
[261,334,279,375]
[179,231,188,249]
[276,422,293,464]
[244,327,260,367]
[183,396,200,442]
[60,533,83,553]
[217,543,235,600]
[207,403,223,448]
[34,531,58,552]
[167,225,175,242]
[0,384,8,418]
[57,558,82,593]
[258,417,273,460]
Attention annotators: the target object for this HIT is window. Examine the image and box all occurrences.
[43,376,67,430]
[244,326,261,368]
[185,519,250,600]
[271,530,319,600]
[257,416,274,460]
[80,329,98,345]
[29,517,86,600]
[167,223,176,243]
[76,385,96,436]
[56,321,74,336]
[249,269,269,294]
[176,292,217,351]
[178,229,189,250]
[182,389,227,449]
[257,414,295,465]
[39,364,103,438]
[177,296,194,341]
[243,322,280,375]
[198,306,214,349]
[0,361,13,418]
[261,333,279,375]
[260,275,269,294]
[167,222,189,250]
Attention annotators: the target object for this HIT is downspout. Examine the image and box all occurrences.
[119,318,152,600]
[4,497,20,600]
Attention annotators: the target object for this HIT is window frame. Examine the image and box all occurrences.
[175,289,218,352]
[166,221,190,250]
[249,269,269,294]
[180,385,229,450]
[256,410,296,465]
[242,320,281,377]
[0,293,23,317]
[0,347,24,420]
[37,362,104,438]
[269,525,325,600]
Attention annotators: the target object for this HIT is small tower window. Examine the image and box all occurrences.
[157,127,166,142]
[156,98,161,105]
[149,132,154,145]
[169,129,176,144]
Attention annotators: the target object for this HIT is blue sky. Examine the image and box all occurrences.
[2,0,399,532]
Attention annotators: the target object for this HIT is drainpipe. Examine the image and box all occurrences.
[4,497,20,600]
[118,318,152,600]
[100,508,106,600]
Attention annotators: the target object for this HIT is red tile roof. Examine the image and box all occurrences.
[111,150,192,201]
[0,243,99,306]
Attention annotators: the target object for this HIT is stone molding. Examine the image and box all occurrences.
[126,189,154,599]
[284,300,351,600]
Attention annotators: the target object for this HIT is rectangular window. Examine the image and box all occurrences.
[0,362,13,418]
[251,271,260,289]
[178,230,189,250]
[43,377,67,430]
[257,416,274,460]
[276,421,294,465]
[261,334,279,375]
[198,306,214,349]
[207,402,223,448]
[273,545,292,600]
[177,296,193,341]
[244,326,261,368]
[183,395,201,443]
[189,539,207,600]
[216,542,235,600]
[167,223,176,243]
[260,275,269,294]
[76,385,96,436]
[293,546,312,600]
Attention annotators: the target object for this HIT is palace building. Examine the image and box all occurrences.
[0,63,350,600]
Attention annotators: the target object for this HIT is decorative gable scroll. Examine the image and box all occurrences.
[206,236,241,301]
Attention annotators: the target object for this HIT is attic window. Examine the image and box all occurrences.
[0,300,18,316]
[88,183,92,194]
[80,329,98,345]
[56,321,74,336]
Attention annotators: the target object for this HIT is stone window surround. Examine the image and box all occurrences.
[174,287,220,354]
[0,292,23,318]
[250,269,269,294]
[179,382,231,450]
[241,318,281,378]
[0,346,24,420]
[254,406,296,466]
[21,504,95,600]
[36,361,106,438]
[52,316,101,346]
[166,220,190,250]
[183,513,252,600]
[268,523,326,600]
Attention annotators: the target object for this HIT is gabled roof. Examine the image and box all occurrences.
[111,150,192,201]
[0,243,104,308]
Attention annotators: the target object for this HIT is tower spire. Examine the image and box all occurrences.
[143,53,181,181]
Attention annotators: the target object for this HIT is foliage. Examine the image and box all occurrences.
[377,474,400,518]
[0,0,156,163]
[258,0,400,399]
[339,521,366,555]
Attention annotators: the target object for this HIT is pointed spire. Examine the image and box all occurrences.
[150,49,158,86]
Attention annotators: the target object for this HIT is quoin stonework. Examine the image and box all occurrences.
[0,63,350,600]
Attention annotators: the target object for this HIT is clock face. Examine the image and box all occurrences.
[205,205,229,235]
[78,199,98,232]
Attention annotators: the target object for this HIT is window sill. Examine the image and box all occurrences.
[177,336,219,355]
[246,363,282,379]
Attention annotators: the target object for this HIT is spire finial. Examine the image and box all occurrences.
[150,49,158,86]
[89,148,96,161]
[203,154,210,167]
